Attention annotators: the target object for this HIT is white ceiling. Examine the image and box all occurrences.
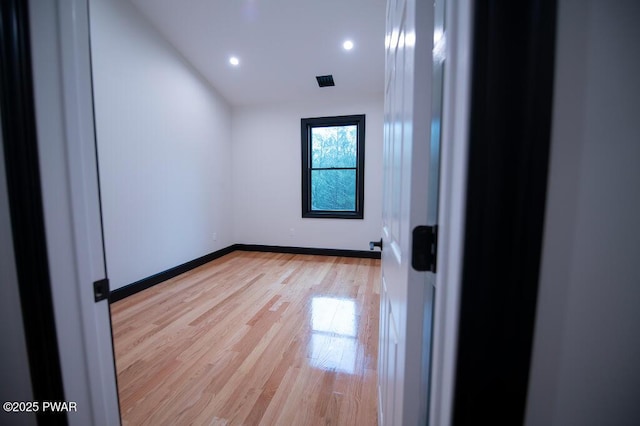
[129,0,387,107]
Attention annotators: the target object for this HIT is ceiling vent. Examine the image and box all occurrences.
[316,75,335,87]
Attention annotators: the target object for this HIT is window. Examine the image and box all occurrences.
[301,115,365,219]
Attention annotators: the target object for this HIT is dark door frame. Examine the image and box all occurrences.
[453,1,557,424]
[0,1,67,424]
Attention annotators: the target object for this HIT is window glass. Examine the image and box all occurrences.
[311,125,357,168]
[301,115,365,219]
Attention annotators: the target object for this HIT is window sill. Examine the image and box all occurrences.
[302,211,363,219]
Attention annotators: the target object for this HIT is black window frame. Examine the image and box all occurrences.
[301,114,365,219]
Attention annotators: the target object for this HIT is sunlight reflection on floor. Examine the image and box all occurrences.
[309,297,358,374]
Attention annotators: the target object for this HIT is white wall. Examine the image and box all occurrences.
[90,0,233,290]
[231,98,383,250]
[526,1,640,425]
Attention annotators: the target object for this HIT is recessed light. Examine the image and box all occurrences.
[229,56,239,66]
[343,40,354,51]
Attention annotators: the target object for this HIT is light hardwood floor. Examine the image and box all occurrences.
[111,251,380,425]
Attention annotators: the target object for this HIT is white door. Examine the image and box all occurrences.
[377,0,441,424]
[29,1,120,424]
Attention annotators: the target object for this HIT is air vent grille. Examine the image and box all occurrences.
[316,75,335,87]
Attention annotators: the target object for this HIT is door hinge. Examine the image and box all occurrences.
[93,278,110,302]
[412,225,438,272]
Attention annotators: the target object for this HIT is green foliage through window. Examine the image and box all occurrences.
[301,115,365,219]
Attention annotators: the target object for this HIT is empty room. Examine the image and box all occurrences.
[4,0,640,425]
[91,0,385,423]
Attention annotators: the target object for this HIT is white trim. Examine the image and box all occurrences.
[429,1,473,425]
[29,0,120,424]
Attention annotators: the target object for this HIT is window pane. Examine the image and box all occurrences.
[311,125,357,168]
[311,169,356,211]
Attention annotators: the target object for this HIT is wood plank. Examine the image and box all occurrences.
[111,251,380,425]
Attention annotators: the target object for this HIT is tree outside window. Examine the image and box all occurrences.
[301,115,365,219]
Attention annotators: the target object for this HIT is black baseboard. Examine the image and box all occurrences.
[235,244,381,259]
[109,244,237,303]
[109,243,381,303]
